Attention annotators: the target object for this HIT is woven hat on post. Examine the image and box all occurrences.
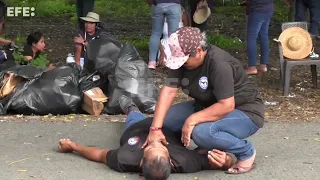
[279,27,313,60]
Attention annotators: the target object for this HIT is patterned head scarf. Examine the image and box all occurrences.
[161,27,203,69]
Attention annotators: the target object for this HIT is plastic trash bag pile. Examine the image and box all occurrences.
[0,33,158,115]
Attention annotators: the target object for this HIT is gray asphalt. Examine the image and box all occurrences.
[1,120,320,180]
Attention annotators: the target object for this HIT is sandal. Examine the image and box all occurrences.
[257,65,267,72]
[226,163,256,174]
[245,68,258,75]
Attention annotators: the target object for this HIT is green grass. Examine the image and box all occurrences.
[4,0,150,19]
[121,34,244,51]
[120,37,150,51]
[208,34,244,49]
[4,0,290,23]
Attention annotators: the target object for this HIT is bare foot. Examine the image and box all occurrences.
[245,66,258,75]
[257,64,267,72]
[58,139,76,153]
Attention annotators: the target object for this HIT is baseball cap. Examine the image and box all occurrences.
[161,27,203,70]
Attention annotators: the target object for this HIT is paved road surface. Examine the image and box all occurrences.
[1,121,319,180]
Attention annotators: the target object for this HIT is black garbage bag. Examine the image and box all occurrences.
[78,70,102,93]
[103,44,159,114]
[0,65,45,114]
[0,65,82,115]
[85,33,122,93]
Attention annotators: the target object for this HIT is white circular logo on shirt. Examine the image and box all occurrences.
[199,76,208,90]
[128,136,140,145]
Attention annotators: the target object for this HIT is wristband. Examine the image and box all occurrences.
[150,127,162,131]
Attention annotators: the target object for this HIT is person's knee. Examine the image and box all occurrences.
[191,125,211,147]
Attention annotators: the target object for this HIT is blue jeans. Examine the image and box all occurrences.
[149,3,181,62]
[163,101,260,161]
[295,0,320,36]
[247,12,273,67]
[124,111,147,130]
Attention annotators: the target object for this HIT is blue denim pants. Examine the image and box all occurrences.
[149,3,181,63]
[247,12,273,67]
[163,101,260,161]
[295,0,320,36]
[124,101,260,161]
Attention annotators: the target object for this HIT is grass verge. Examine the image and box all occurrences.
[121,34,244,52]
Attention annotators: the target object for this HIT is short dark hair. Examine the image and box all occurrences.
[27,31,43,45]
[142,156,171,180]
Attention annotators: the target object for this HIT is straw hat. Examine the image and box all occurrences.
[279,27,312,60]
[80,12,100,23]
[193,1,211,24]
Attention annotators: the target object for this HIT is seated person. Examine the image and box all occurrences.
[22,31,45,63]
[74,12,102,66]
[58,95,234,180]
[0,1,15,48]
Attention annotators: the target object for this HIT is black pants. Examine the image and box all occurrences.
[189,0,208,31]
[295,0,320,36]
[76,0,95,30]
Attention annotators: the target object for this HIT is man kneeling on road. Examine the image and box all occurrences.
[58,95,234,180]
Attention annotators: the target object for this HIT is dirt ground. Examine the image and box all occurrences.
[3,14,320,122]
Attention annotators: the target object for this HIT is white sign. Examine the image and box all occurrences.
[7,7,35,17]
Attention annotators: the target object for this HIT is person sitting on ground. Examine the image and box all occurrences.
[142,27,265,175]
[74,12,102,66]
[58,95,234,180]
[0,1,15,48]
[22,31,46,64]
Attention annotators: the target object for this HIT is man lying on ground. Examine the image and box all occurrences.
[58,95,234,180]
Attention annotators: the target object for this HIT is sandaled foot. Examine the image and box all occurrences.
[58,139,76,153]
[245,67,258,75]
[226,163,256,174]
[257,64,267,72]
[226,150,256,174]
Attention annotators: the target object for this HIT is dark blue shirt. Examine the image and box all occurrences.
[248,0,274,13]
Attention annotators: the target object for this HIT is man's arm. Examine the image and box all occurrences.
[0,37,12,45]
[74,44,82,65]
[177,149,233,173]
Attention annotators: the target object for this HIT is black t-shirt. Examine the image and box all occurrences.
[75,28,102,58]
[165,45,265,128]
[106,118,211,173]
[22,44,40,58]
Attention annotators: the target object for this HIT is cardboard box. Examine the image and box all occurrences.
[81,87,108,116]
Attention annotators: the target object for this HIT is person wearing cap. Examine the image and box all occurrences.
[142,27,265,174]
[245,0,274,75]
[74,12,102,66]
[76,0,95,30]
